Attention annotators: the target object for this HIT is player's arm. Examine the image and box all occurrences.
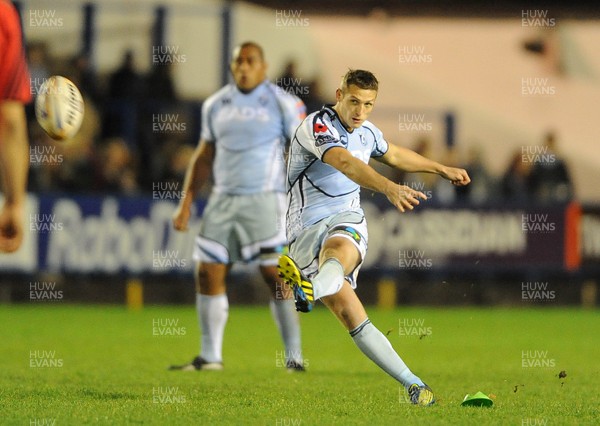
[0,101,29,252]
[322,147,426,212]
[172,140,214,231]
[375,143,471,186]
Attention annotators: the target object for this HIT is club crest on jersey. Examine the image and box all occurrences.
[360,133,367,146]
[258,95,269,106]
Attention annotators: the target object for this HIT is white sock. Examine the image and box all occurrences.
[269,299,302,363]
[312,258,345,300]
[350,318,424,389]
[197,293,228,363]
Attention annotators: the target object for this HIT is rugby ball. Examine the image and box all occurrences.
[35,75,84,141]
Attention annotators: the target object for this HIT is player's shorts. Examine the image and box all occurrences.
[193,191,286,266]
[288,210,368,290]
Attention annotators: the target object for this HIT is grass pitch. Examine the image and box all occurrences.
[0,304,597,425]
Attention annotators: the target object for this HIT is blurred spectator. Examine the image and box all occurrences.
[501,149,532,203]
[26,41,50,97]
[304,78,326,114]
[454,145,495,205]
[162,143,195,190]
[146,63,177,101]
[104,50,141,149]
[71,52,101,104]
[108,50,142,99]
[391,136,442,202]
[527,131,574,203]
[93,137,139,194]
[277,60,325,113]
[522,25,562,76]
[277,59,301,94]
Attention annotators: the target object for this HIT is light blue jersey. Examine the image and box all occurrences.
[201,79,305,194]
[286,105,389,242]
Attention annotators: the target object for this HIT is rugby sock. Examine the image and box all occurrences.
[350,318,424,389]
[312,258,345,299]
[197,293,229,363]
[270,299,303,363]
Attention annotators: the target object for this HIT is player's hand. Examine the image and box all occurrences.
[0,202,24,253]
[440,166,471,186]
[172,204,191,232]
[386,183,428,213]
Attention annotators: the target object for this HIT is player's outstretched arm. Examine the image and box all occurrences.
[0,101,29,252]
[376,143,471,186]
[323,147,427,213]
[172,140,214,231]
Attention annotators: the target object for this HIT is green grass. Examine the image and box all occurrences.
[0,304,598,425]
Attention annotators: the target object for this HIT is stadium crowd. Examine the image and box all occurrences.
[25,44,573,205]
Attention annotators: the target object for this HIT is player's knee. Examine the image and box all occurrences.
[320,243,345,265]
[260,265,290,299]
[259,264,278,283]
[196,263,226,294]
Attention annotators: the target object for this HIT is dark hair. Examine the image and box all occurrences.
[231,41,265,61]
[341,69,378,92]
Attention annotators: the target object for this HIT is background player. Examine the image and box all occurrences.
[170,42,306,371]
[0,0,31,253]
[278,69,470,404]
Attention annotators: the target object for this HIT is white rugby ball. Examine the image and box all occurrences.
[35,75,84,141]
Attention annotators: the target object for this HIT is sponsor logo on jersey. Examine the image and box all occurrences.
[315,134,337,146]
[219,106,270,122]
